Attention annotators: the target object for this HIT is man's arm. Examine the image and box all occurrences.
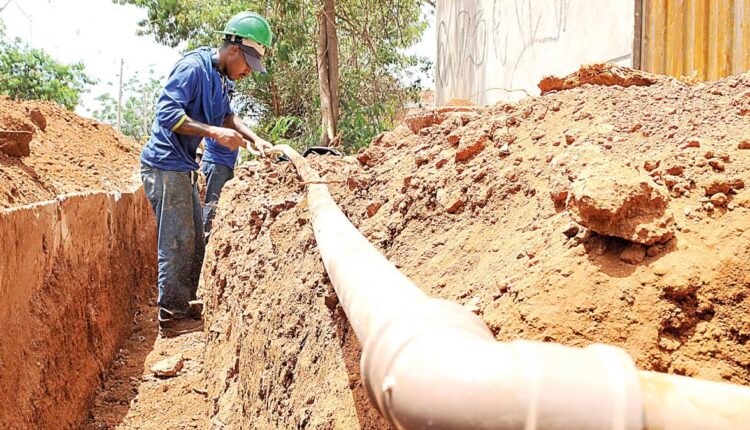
[174,116,244,151]
[223,114,273,155]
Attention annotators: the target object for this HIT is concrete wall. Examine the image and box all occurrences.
[436,0,635,105]
[0,186,156,429]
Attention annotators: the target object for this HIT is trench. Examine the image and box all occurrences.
[0,186,157,429]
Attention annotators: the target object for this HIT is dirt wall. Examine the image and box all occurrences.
[0,186,156,429]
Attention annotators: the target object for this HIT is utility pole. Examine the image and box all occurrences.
[117,59,124,132]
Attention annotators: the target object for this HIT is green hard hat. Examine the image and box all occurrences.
[217,11,273,50]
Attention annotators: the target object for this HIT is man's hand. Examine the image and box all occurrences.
[211,127,244,151]
[252,137,273,156]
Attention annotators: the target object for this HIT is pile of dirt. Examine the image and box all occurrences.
[0,96,141,208]
[201,64,750,428]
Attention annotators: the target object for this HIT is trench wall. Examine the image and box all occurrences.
[0,186,156,429]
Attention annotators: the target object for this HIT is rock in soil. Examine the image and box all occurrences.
[620,243,646,265]
[566,163,674,245]
[151,354,184,378]
[0,130,33,157]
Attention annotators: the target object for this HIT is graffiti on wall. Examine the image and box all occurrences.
[437,0,573,103]
[436,1,488,102]
[492,0,571,86]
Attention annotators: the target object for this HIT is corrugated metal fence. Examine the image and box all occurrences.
[637,0,750,80]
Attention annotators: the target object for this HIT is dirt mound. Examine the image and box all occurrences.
[539,63,665,95]
[201,68,750,428]
[0,97,141,208]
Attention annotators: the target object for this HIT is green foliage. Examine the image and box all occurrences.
[0,24,95,110]
[114,0,431,153]
[92,70,163,143]
[262,115,304,147]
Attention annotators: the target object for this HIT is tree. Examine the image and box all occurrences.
[317,0,340,147]
[0,23,95,110]
[92,69,163,142]
[114,0,432,153]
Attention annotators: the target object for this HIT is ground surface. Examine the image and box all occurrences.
[85,303,210,430]
[198,65,750,429]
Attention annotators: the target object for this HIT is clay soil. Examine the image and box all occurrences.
[85,302,210,430]
[0,97,141,208]
[198,65,750,428]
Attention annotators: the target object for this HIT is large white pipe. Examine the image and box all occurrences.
[269,145,750,430]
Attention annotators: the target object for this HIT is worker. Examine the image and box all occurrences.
[140,11,273,336]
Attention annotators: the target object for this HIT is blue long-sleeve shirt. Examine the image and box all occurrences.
[202,80,240,169]
[141,47,236,172]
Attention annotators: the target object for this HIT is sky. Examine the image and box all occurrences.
[1,0,182,115]
[1,0,436,117]
[406,5,437,90]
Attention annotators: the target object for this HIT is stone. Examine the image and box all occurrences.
[28,108,47,131]
[404,110,437,134]
[665,165,685,176]
[366,202,382,218]
[566,164,675,245]
[644,160,660,172]
[739,140,750,150]
[562,223,580,238]
[710,193,728,207]
[0,130,33,157]
[680,138,701,149]
[455,135,487,162]
[704,176,744,196]
[646,246,661,257]
[548,143,605,206]
[151,354,184,378]
[499,143,510,156]
[437,188,463,214]
[620,244,646,265]
[709,159,725,172]
[356,150,371,166]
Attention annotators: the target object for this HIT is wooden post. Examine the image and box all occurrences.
[317,0,340,147]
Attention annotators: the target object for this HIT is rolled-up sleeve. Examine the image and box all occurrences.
[155,61,199,131]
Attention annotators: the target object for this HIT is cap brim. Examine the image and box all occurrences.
[240,45,267,74]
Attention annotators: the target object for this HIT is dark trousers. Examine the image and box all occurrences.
[201,161,234,238]
[141,164,204,315]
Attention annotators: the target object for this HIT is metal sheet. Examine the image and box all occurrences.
[640,0,750,80]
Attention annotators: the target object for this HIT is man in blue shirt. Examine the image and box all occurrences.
[140,11,273,336]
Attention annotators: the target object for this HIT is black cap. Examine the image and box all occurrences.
[238,44,267,74]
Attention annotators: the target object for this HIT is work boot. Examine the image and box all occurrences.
[187,300,204,320]
[158,307,204,338]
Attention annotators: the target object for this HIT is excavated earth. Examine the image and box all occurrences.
[201,64,750,429]
[0,96,141,208]
[0,97,157,429]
